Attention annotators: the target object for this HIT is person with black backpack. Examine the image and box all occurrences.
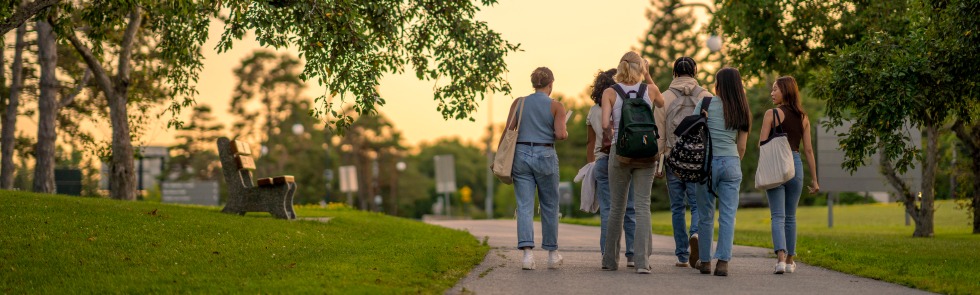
[654,57,714,269]
[599,51,665,274]
[690,67,751,276]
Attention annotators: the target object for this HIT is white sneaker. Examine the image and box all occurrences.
[548,251,563,269]
[636,266,651,274]
[774,261,786,274]
[522,251,536,270]
[786,262,796,273]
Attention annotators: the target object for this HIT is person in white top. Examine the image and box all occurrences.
[585,68,639,267]
[599,51,665,274]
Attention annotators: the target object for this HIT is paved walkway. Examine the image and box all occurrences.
[427,220,931,295]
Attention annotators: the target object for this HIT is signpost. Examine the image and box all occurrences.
[161,181,219,206]
[435,155,456,216]
[339,165,358,206]
[816,120,921,228]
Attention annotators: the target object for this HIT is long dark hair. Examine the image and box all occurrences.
[673,57,697,78]
[714,67,751,132]
[590,68,617,106]
[775,76,806,118]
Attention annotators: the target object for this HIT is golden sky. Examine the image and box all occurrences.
[19,0,713,148]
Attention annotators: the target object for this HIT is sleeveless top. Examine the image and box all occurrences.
[611,83,653,144]
[516,91,556,144]
[777,105,804,152]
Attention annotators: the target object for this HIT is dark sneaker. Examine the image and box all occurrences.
[689,233,700,269]
[699,260,712,274]
[714,260,729,276]
[627,257,635,268]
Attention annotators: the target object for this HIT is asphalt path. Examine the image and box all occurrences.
[427,219,931,295]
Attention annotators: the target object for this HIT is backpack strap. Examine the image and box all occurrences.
[610,84,630,100]
[699,96,713,117]
[637,83,647,100]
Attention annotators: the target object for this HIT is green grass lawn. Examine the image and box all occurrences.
[0,191,487,294]
[564,200,980,294]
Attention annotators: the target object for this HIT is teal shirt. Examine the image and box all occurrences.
[694,97,739,157]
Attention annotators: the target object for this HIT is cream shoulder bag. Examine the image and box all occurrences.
[755,109,795,190]
[492,97,526,184]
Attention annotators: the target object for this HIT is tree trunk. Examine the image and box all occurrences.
[0,22,26,189]
[33,19,57,194]
[915,123,938,237]
[66,7,142,200]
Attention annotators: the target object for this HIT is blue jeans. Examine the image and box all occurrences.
[695,156,742,262]
[594,155,636,258]
[767,152,803,256]
[666,166,699,263]
[513,144,560,250]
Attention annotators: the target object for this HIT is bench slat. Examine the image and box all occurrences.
[273,176,295,184]
[257,177,274,187]
[235,155,256,170]
[230,140,252,156]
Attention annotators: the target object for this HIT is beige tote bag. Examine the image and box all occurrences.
[755,109,795,190]
[492,97,526,184]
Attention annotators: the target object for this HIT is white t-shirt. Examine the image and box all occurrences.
[586,105,607,158]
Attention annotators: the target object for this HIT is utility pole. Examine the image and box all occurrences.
[485,93,495,219]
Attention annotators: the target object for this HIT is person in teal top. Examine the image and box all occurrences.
[692,67,751,276]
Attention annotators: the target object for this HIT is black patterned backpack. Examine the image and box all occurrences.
[666,97,716,195]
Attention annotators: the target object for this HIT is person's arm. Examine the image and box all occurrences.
[759,109,773,144]
[601,88,616,152]
[642,63,665,108]
[802,117,820,193]
[654,93,667,151]
[552,100,568,140]
[737,130,748,160]
[586,127,597,163]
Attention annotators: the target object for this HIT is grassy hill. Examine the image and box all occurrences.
[0,191,486,294]
[565,200,980,294]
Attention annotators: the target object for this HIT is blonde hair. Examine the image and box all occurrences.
[531,67,554,89]
[614,51,645,85]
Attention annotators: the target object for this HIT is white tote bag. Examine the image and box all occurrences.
[755,109,795,190]
[492,97,525,185]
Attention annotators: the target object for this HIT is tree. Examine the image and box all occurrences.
[0,0,57,35]
[167,105,223,182]
[813,0,980,237]
[710,0,909,87]
[337,110,405,211]
[32,19,57,193]
[216,0,520,129]
[953,116,979,233]
[57,1,215,200]
[640,0,721,86]
[0,17,25,189]
[229,50,305,144]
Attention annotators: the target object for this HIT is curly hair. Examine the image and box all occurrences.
[590,68,617,106]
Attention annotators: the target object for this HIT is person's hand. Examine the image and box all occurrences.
[808,181,820,194]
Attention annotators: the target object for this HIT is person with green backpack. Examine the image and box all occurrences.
[600,51,665,274]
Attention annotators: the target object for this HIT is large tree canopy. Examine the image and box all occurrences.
[217,0,520,129]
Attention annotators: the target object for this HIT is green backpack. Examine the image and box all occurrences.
[612,83,659,160]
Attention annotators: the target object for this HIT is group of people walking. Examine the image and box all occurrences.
[502,51,820,276]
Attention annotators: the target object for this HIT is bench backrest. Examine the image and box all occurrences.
[217,137,255,190]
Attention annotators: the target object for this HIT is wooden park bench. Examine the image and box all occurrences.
[216,137,297,219]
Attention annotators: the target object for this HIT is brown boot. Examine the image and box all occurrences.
[713,260,729,276]
[699,260,712,274]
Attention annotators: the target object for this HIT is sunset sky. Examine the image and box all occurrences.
[20,0,713,148]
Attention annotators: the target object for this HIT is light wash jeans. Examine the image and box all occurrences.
[602,145,655,270]
[695,156,742,262]
[767,152,803,256]
[594,155,636,259]
[513,144,560,250]
[666,166,699,263]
